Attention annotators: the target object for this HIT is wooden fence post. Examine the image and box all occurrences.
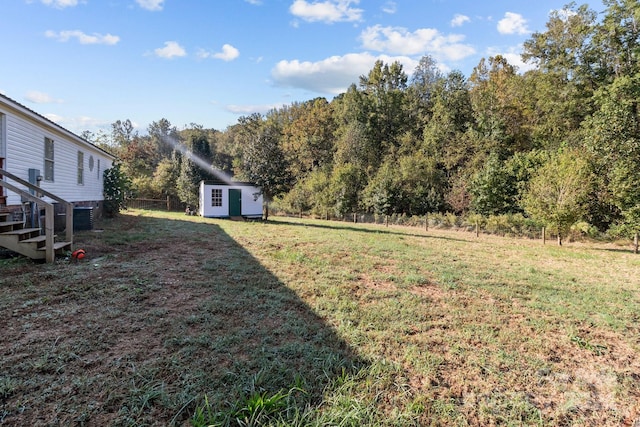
[542,227,546,245]
[425,213,428,231]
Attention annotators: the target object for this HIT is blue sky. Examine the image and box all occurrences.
[1,0,604,136]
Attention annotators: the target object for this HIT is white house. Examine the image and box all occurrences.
[199,180,263,219]
[0,92,115,216]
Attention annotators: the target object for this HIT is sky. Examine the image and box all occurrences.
[1,0,605,136]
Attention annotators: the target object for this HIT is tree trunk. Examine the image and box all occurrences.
[557,232,562,246]
[385,215,389,227]
[634,232,639,254]
[263,201,269,221]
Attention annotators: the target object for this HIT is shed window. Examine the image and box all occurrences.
[44,137,54,181]
[211,189,222,207]
[77,151,84,185]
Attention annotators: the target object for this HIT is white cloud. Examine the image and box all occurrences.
[136,0,164,11]
[450,14,470,27]
[553,8,578,22]
[215,44,240,61]
[500,52,536,73]
[382,1,397,14]
[45,30,120,45]
[154,41,187,59]
[44,113,64,123]
[289,0,363,23]
[199,44,240,61]
[25,91,63,104]
[360,25,476,62]
[497,12,530,35]
[40,0,81,8]
[225,103,285,115]
[487,45,537,73]
[271,52,417,95]
[244,0,262,4]
[44,113,120,133]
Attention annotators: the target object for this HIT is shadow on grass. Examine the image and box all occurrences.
[0,213,367,426]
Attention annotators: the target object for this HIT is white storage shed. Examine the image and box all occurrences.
[199,180,263,219]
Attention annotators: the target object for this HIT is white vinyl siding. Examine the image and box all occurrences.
[1,105,114,205]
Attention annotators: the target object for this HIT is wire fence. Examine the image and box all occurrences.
[127,197,183,212]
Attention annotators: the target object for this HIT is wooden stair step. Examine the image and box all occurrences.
[1,228,41,236]
[0,221,26,228]
[21,234,56,244]
[37,241,72,251]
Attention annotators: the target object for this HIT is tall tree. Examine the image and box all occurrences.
[238,114,292,220]
[152,151,181,201]
[469,152,518,216]
[583,73,640,250]
[176,127,214,209]
[595,0,640,80]
[396,153,446,215]
[359,60,409,156]
[422,70,474,173]
[406,55,443,137]
[363,159,400,219]
[522,149,592,245]
[522,3,599,148]
[330,163,366,218]
[148,118,180,163]
[469,56,532,155]
[281,98,336,179]
[111,119,137,149]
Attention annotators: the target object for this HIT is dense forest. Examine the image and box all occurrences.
[87,1,639,247]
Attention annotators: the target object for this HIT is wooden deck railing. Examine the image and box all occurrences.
[0,168,73,263]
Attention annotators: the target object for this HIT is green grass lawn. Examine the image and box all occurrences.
[1,210,638,426]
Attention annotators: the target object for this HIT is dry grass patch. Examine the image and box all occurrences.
[0,211,638,426]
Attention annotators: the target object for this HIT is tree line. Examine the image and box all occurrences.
[87,1,640,249]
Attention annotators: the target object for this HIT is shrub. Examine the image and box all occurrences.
[103,162,132,218]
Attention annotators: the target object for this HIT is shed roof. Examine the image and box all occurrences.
[201,179,259,187]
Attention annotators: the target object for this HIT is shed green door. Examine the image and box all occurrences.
[229,189,242,216]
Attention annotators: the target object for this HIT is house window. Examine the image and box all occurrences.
[44,137,54,181]
[211,188,222,207]
[77,151,84,185]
